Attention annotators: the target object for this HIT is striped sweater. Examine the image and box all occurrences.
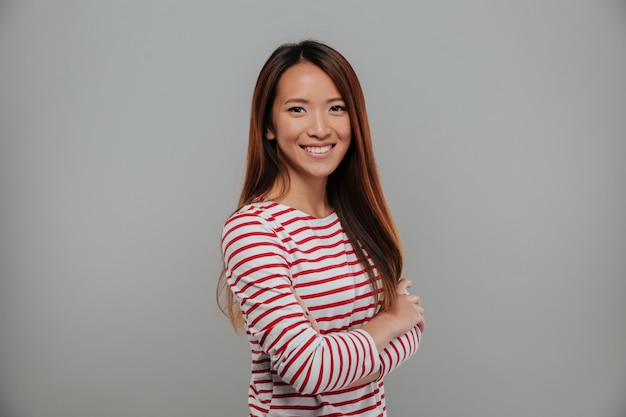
[222,200,421,416]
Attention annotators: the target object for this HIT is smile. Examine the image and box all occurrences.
[302,145,334,154]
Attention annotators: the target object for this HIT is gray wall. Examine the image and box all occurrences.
[1,1,625,416]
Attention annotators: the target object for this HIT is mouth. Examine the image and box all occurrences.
[301,144,334,154]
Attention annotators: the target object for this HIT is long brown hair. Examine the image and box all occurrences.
[217,40,404,331]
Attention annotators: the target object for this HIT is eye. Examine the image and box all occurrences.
[329,105,347,112]
[287,106,305,113]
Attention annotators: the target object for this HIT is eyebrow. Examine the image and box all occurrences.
[283,97,345,105]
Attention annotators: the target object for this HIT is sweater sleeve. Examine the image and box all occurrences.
[377,326,421,380]
[222,213,381,395]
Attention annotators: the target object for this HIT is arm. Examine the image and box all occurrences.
[376,325,422,380]
[347,326,422,387]
[223,215,381,395]
[372,281,424,381]
[347,281,425,387]
[361,278,424,353]
[293,276,424,387]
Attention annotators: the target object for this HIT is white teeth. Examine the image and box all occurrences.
[303,145,332,154]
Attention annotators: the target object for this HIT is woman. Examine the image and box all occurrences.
[218,40,425,416]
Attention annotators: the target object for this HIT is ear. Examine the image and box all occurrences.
[266,127,276,140]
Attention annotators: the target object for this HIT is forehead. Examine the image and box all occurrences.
[275,62,342,99]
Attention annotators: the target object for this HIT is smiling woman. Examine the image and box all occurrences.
[217,40,425,417]
[266,61,352,210]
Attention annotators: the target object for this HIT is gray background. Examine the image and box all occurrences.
[1,1,625,416]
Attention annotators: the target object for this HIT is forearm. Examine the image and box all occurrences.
[263,326,381,394]
[377,325,421,380]
[350,323,422,387]
[360,311,399,353]
[347,370,381,388]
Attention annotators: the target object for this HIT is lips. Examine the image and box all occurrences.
[302,144,334,154]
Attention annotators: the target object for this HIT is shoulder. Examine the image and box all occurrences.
[222,202,271,242]
[221,200,301,251]
[221,201,293,264]
[222,201,282,236]
[222,200,316,235]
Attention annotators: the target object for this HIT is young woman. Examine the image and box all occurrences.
[218,40,425,417]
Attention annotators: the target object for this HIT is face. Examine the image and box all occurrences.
[267,61,351,189]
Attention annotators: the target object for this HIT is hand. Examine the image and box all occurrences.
[291,287,321,334]
[361,278,425,352]
[389,278,425,336]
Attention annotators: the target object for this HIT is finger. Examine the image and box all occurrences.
[292,287,321,334]
[397,278,412,294]
[308,315,321,333]
[405,294,421,305]
[417,318,425,333]
[417,309,425,332]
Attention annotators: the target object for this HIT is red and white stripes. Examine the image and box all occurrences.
[222,200,420,417]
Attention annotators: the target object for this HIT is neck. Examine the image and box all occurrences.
[270,177,331,218]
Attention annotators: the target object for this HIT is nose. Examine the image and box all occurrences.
[307,111,331,139]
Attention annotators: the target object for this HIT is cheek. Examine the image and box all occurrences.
[339,122,352,142]
[337,124,352,158]
[274,118,302,141]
